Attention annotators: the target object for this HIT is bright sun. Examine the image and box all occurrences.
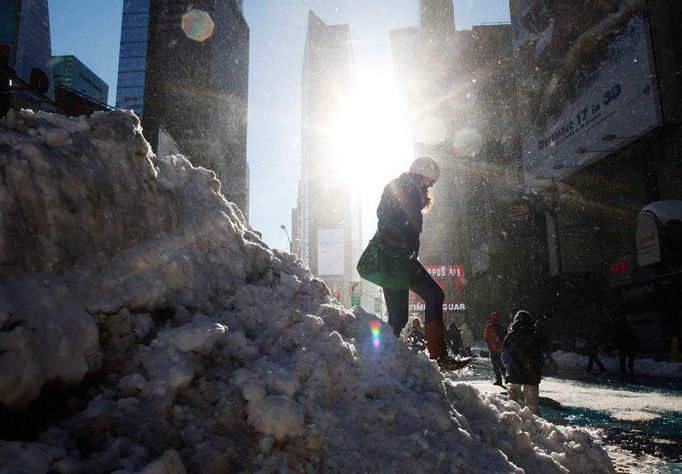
[328,69,415,239]
[331,70,412,187]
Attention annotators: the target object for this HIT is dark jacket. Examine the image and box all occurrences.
[502,314,543,385]
[376,173,426,255]
[406,326,426,351]
[446,322,462,353]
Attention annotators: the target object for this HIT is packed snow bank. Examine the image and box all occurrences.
[0,109,615,472]
[553,351,682,379]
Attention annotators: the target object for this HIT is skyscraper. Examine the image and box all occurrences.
[115,0,250,217]
[420,0,455,33]
[115,0,150,118]
[0,0,54,114]
[295,11,360,305]
[52,55,108,104]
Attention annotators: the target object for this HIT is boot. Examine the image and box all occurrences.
[425,320,471,371]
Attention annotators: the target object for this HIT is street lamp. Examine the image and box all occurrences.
[280,224,293,253]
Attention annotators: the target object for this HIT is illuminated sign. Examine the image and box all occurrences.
[511,1,662,183]
[608,256,633,286]
[409,265,466,312]
[636,214,661,267]
[609,260,629,275]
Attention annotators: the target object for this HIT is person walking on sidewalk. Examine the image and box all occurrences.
[357,156,470,371]
[484,312,506,386]
[534,314,558,375]
[585,332,607,374]
[446,321,462,357]
[614,320,637,374]
[502,310,543,415]
[461,322,474,357]
[406,318,426,352]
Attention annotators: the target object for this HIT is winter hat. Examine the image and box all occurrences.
[409,156,440,183]
[513,310,532,325]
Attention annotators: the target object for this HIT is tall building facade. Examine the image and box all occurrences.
[0,0,54,115]
[510,0,682,354]
[52,55,108,104]
[115,0,150,118]
[294,11,361,306]
[115,0,250,216]
[390,0,523,330]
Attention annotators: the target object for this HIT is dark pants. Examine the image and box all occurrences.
[491,352,504,383]
[383,261,444,337]
[587,351,606,373]
[619,352,635,373]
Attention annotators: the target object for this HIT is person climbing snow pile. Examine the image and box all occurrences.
[357,156,471,371]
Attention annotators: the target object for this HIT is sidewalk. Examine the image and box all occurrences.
[550,351,682,390]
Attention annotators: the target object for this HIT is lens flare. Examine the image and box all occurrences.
[369,320,382,349]
[181,9,215,42]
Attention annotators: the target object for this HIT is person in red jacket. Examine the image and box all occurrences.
[484,312,506,386]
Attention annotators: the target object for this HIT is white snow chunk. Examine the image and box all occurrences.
[137,450,186,474]
[277,273,301,299]
[265,369,300,398]
[0,441,54,474]
[118,373,148,395]
[155,314,226,354]
[43,128,69,148]
[246,395,305,442]
[53,458,84,474]
[133,314,154,339]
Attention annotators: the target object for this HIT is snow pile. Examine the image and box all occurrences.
[553,351,682,379]
[0,109,615,472]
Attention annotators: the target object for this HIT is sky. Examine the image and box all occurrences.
[48,0,511,251]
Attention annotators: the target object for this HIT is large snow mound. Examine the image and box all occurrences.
[0,109,615,472]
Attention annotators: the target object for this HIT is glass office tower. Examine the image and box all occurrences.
[52,55,108,104]
[0,0,54,99]
[115,0,150,118]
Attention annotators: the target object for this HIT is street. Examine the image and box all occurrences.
[447,357,682,473]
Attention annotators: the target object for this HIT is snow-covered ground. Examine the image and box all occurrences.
[0,109,617,472]
[552,351,682,379]
[460,358,682,473]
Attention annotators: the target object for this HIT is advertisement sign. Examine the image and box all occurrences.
[636,213,661,267]
[409,265,466,312]
[511,1,661,182]
[317,228,344,276]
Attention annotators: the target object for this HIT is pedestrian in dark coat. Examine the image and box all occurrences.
[406,318,426,352]
[585,332,606,373]
[359,157,469,371]
[484,312,506,386]
[533,314,558,375]
[446,322,462,357]
[614,322,637,373]
[502,310,543,415]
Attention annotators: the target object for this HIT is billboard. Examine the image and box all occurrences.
[409,265,466,312]
[511,0,662,183]
[317,228,344,276]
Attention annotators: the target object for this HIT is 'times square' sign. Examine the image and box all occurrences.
[409,265,466,312]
